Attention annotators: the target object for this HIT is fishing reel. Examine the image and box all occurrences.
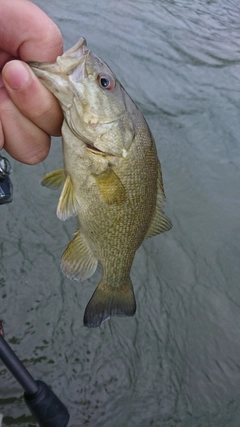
[0,153,13,204]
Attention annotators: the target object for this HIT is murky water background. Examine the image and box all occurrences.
[0,0,240,425]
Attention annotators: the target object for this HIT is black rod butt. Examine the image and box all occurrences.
[0,335,38,395]
[24,380,70,427]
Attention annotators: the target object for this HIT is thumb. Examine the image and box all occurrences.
[2,60,63,136]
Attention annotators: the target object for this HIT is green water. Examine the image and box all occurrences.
[0,0,240,425]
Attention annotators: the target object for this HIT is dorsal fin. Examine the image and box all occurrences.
[145,161,172,240]
[57,175,79,221]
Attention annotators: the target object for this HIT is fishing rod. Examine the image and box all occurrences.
[0,153,70,426]
[0,327,69,426]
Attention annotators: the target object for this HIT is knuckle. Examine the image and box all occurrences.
[18,80,63,136]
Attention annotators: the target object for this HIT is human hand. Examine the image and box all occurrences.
[0,0,63,164]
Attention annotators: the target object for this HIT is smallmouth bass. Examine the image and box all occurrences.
[30,38,172,328]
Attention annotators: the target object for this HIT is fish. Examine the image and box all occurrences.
[30,38,172,328]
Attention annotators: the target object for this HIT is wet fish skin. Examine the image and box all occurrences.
[30,38,172,327]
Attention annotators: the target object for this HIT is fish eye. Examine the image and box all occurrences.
[97,74,115,90]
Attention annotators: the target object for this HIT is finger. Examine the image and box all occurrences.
[0,87,51,164]
[0,119,3,150]
[0,74,3,149]
[2,60,63,137]
[0,51,16,69]
[0,0,63,62]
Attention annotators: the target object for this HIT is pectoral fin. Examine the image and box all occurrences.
[93,169,126,205]
[57,175,79,220]
[61,228,98,281]
[145,161,172,239]
[41,169,66,190]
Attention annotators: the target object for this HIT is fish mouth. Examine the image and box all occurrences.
[62,37,88,60]
[85,143,113,157]
[29,37,89,87]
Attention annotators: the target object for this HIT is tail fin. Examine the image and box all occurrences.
[83,278,136,328]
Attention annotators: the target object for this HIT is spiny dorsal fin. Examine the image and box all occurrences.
[57,175,79,221]
[61,228,98,282]
[41,169,66,190]
[145,161,172,240]
[84,277,136,328]
[93,169,126,205]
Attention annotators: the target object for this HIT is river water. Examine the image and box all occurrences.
[0,0,240,426]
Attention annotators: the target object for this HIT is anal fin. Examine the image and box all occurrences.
[61,229,98,282]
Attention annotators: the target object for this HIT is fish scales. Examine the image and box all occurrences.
[30,38,172,327]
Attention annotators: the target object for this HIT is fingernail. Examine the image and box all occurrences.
[3,61,30,90]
